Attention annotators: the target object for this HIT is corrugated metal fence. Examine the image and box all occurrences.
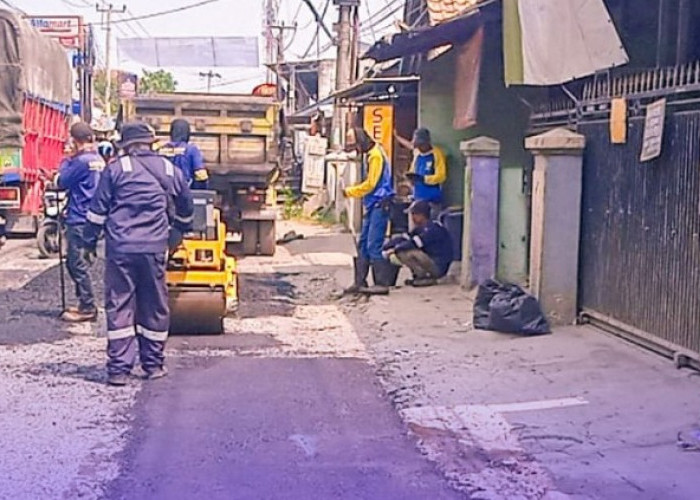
[578,111,700,357]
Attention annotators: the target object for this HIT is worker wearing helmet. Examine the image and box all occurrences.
[159,119,209,189]
[97,140,116,164]
[83,122,194,386]
[57,122,105,322]
[342,126,396,295]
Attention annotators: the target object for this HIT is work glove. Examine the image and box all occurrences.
[168,228,184,252]
[82,247,97,266]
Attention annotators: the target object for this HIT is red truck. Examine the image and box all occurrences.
[0,10,73,241]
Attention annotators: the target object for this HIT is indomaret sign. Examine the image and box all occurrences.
[27,16,83,50]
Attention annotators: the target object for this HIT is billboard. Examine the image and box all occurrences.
[117,72,138,99]
[27,16,83,50]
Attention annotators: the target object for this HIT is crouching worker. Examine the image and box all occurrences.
[83,123,194,386]
[383,200,453,287]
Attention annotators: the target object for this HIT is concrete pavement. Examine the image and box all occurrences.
[343,273,700,499]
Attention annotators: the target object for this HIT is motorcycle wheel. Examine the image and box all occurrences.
[37,221,65,259]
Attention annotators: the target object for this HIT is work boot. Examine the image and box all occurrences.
[411,277,438,287]
[107,373,129,386]
[145,366,169,381]
[360,260,396,295]
[60,307,97,323]
[343,257,370,295]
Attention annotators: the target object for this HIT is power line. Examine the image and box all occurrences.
[0,0,26,14]
[95,0,221,25]
[300,0,330,60]
[191,74,261,91]
[299,0,333,42]
[360,2,403,34]
[363,0,377,40]
[126,8,151,37]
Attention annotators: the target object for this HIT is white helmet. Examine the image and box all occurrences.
[97,140,115,159]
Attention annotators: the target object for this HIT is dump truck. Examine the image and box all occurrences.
[122,93,279,256]
[0,10,73,237]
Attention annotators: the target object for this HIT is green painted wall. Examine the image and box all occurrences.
[418,25,531,284]
[418,49,476,207]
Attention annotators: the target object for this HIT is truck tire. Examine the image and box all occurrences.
[241,220,258,256]
[259,220,276,256]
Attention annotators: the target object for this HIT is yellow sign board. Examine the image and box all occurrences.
[363,104,394,161]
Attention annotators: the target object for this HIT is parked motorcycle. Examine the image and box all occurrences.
[36,187,67,259]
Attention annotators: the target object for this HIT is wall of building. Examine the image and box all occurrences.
[418,49,474,208]
[418,23,531,284]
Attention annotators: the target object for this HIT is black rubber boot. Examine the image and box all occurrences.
[360,260,395,295]
[343,256,370,295]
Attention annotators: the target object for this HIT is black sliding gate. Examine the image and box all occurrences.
[577,110,700,359]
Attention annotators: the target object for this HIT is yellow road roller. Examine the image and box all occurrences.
[167,191,238,335]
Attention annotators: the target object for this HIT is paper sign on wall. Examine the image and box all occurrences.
[363,105,394,161]
[640,98,666,162]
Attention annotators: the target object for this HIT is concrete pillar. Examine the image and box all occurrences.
[460,136,501,289]
[525,128,585,326]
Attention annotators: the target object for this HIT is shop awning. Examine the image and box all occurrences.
[289,76,419,123]
[332,76,420,103]
[363,8,492,62]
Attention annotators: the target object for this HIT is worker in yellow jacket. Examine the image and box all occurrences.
[343,126,396,295]
[395,127,447,219]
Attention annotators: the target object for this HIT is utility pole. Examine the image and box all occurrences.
[269,22,297,109]
[331,0,360,149]
[97,3,126,118]
[199,70,222,92]
[263,0,280,83]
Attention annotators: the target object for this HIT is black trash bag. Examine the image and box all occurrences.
[488,284,550,335]
[474,279,502,330]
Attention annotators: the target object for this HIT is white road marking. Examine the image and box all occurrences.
[238,246,352,274]
[172,305,368,360]
[399,399,586,499]
[487,397,588,413]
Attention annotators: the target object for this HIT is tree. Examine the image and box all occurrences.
[139,69,178,94]
[93,69,119,115]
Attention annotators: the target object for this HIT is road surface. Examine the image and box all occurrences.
[0,235,462,500]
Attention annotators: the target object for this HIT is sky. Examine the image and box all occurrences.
[9,0,403,93]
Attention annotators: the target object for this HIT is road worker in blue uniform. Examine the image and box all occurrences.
[57,122,105,322]
[382,200,453,287]
[395,127,447,218]
[159,118,209,189]
[83,122,194,386]
[343,126,396,295]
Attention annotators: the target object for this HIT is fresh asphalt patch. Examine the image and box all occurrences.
[105,269,462,500]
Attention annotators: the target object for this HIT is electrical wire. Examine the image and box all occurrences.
[126,8,152,37]
[94,0,221,26]
[191,74,262,91]
[0,0,26,14]
[360,2,403,34]
[363,0,377,40]
[300,0,330,60]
